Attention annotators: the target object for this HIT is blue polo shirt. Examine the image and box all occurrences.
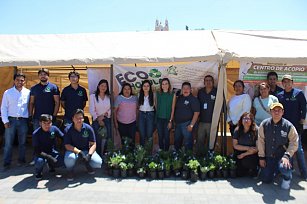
[197,87,217,123]
[61,85,88,120]
[30,82,60,119]
[64,123,96,151]
[174,94,200,124]
[32,126,64,154]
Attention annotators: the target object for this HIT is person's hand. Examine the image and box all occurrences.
[259,160,266,168]
[187,125,193,132]
[98,119,105,127]
[40,152,57,163]
[78,151,91,162]
[281,157,292,169]
[4,122,10,129]
[167,121,172,130]
[300,119,306,124]
[237,153,246,159]
[247,147,257,153]
[114,122,119,129]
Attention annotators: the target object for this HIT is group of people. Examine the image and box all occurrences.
[229,72,307,189]
[1,68,307,190]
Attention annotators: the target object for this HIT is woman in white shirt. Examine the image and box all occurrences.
[138,80,155,146]
[227,80,252,136]
[253,82,278,126]
[89,79,111,156]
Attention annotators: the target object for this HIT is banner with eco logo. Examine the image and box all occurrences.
[114,61,219,93]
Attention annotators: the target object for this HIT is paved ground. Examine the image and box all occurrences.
[1,146,307,204]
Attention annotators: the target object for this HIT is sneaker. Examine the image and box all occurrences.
[35,173,43,181]
[86,163,95,175]
[67,171,74,181]
[281,179,291,190]
[29,159,35,166]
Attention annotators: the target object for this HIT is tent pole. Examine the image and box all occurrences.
[110,64,114,144]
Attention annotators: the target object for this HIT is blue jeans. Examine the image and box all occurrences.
[138,111,155,146]
[64,150,103,171]
[156,118,170,151]
[174,120,193,151]
[260,157,292,183]
[92,118,112,156]
[35,150,64,174]
[3,117,28,165]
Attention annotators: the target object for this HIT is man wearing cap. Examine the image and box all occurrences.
[1,73,30,169]
[61,71,88,126]
[277,74,307,180]
[258,102,298,189]
[267,71,283,97]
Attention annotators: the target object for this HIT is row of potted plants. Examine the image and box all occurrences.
[105,137,237,182]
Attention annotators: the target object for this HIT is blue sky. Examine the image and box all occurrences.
[0,0,306,34]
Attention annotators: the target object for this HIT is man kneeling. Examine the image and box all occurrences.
[64,109,102,181]
[258,102,298,190]
[33,114,64,180]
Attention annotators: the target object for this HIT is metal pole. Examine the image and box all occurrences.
[110,64,114,143]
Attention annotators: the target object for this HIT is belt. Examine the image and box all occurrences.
[8,116,27,120]
[140,111,154,114]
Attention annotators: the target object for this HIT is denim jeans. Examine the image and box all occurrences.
[196,122,211,156]
[260,157,292,183]
[3,117,28,165]
[156,118,170,151]
[92,118,112,156]
[174,120,193,150]
[64,150,102,171]
[138,111,155,146]
[118,121,136,144]
[35,150,64,174]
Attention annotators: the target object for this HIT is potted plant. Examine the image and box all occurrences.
[134,145,146,169]
[200,166,209,180]
[109,152,125,178]
[127,162,135,177]
[119,162,128,178]
[157,162,165,179]
[137,167,146,179]
[148,161,158,179]
[214,155,224,178]
[222,159,229,178]
[164,158,172,178]
[187,159,200,182]
[208,162,216,179]
[181,163,189,180]
[172,157,182,177]
[228,158,237,178]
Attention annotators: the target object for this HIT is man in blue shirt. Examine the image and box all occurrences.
[277,74,307,180]
[267,71,283,97]
[64,109,102,181]
[29,68,60,130]
[196,75,217,157]
[61,71,88,126]
[32,114,64,180]
[1,73,30,169]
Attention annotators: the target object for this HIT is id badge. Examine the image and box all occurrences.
[203,103,208,109]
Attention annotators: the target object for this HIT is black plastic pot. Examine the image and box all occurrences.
[121,169,127,178]
[128,169,134,177]
[222,169,229,178]
[216,169,222,178]
[190,171,198,182]
[107,167,113,176]
[158,171,164,179]
[150,170,157,179]
[113,169,120,178]
[174,169,181,177]
[181,170,189,180]
[200,172,207,180]
[165,170,171,178]
[208,170,215,179]
[138,172,145,179]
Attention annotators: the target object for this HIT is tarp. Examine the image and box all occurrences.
[0,31,220,66]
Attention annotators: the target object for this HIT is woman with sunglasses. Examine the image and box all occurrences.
[232,112,259,177]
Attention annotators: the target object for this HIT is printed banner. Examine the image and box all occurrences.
[114,61,219,93]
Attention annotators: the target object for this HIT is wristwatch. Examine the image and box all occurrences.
[189,124,194,128]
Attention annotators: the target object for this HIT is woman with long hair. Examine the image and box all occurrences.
[114,83,138,144]
[232,112,258,177]
[138,80,155,146]
[156,78,176,151]
[89,79,111,156]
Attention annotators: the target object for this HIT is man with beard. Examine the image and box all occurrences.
[29,68,60,165]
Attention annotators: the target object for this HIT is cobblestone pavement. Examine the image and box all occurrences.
[0,147,307,204]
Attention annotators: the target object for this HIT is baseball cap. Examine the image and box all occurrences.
[270,102,284,110]
[282,74,293,81]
